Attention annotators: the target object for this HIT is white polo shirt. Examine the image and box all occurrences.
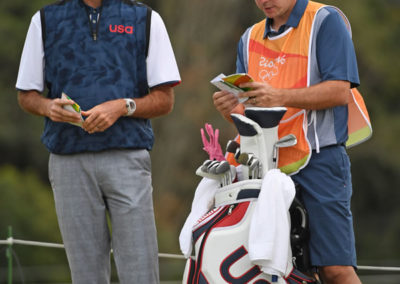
[16,10,181,92]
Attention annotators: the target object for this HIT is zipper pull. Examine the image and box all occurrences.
[93,33,97,41]
[228,205,235,215]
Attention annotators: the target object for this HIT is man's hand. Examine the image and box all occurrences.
[213,90,240,119]
[17,90,83,124]
[47,97,83,124]
[81,99,126,134]
[237,80,350,110]
[238,81,283,107]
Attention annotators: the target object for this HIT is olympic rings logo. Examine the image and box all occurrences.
[257,55,286,82]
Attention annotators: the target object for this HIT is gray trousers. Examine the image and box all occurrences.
[49,149,159,284]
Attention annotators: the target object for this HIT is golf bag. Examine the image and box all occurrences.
[180,108,318,283]
[182,182,316,283]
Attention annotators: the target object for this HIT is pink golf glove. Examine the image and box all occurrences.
[201,123,226,161]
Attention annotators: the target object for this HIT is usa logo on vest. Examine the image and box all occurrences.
[109,24,134,34]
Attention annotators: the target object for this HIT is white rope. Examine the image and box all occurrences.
[1,238,64,248]
[158,253,186,260]
[358,265,400,272]
[0,238,186,259]
[2,239,400,272]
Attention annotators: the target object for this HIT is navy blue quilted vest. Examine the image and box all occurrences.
[40,0,153,154]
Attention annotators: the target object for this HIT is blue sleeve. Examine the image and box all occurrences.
[316,7,360,88]
[236,34,246,73]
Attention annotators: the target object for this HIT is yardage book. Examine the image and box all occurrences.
[210,73,254,103]
[61,92,84,128]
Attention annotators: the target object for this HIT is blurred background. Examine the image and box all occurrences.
[0,0,399,283]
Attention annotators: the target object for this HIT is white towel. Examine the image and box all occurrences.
[179,178,219,258]
[248,169,296,277]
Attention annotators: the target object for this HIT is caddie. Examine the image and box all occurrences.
[212,0,371,283]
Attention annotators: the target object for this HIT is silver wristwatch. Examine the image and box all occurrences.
[124,98,136,116]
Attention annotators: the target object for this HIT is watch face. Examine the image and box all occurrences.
[125,99,136,116]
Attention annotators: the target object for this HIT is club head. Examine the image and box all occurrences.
[237,153,250,165]
[247,154,256,165]
[248,158,260,179]
[215,161,230,174]
[249,157,259,169]
[200,160,213,172]
[234,147,241,161]
[226,140,240,154]
[272,134,297,169]
[275,134,297,148]
[208,161,220,174]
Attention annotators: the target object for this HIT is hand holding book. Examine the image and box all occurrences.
[61,92,84,127]
[210,73,254,103]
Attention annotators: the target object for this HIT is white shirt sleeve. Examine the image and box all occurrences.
[16,11,45,92]
[16,10,180,91]
[146,11,181,88]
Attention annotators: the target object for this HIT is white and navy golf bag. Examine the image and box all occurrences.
[180,107,319,284]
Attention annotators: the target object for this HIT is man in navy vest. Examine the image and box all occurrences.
[16,0,180,283]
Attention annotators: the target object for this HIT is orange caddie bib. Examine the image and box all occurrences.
[246,2,324,174]
[236,1,371,175]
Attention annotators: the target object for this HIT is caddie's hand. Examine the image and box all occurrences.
[47,98,83,124]
[213,91,239,117]
[81,99,126,134]
[238,81,283,107]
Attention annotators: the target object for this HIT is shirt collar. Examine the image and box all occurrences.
[264,0,309,38]
[79,0,104,9]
